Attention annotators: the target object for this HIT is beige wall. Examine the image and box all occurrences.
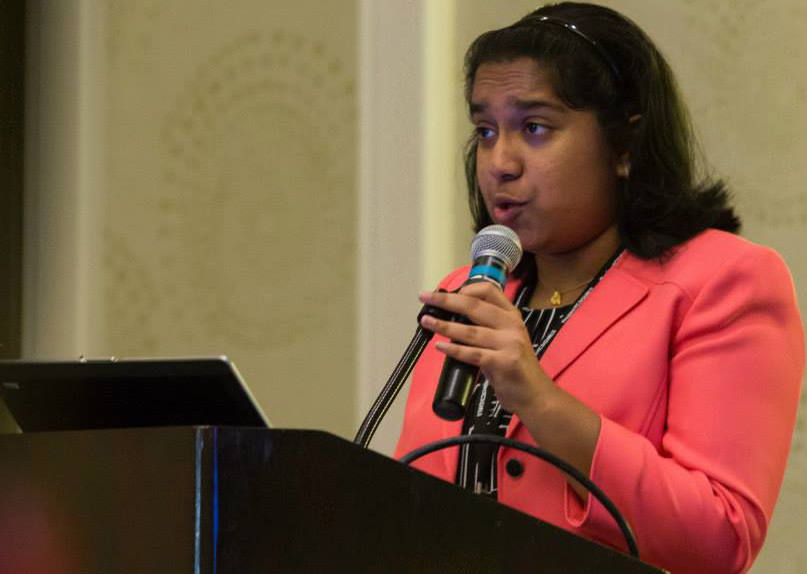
[102,0,359,437]
[25,0,359,437]
[23,0,432,451]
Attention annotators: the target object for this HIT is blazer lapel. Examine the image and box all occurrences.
[505,267,648,439]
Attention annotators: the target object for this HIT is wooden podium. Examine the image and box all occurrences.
[0,427,664,573]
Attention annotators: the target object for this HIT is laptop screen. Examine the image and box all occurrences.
[0,357,270,432]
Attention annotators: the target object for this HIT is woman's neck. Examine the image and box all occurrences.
[528,225,620,308]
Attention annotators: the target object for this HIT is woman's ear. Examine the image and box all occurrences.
[615,114,642,178]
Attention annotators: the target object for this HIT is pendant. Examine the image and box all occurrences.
[550,290,562,306]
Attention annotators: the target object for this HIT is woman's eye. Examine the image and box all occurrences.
[474,126,495,140]
[525,122,548,136]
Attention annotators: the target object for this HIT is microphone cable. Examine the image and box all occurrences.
[400,433,639,559]
[353,295,454,448]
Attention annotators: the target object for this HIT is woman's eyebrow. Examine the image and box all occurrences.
[469,98,564,116]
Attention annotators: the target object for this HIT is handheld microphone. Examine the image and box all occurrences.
[432,225,522,421]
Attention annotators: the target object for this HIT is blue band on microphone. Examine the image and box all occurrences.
[468,265,506,285]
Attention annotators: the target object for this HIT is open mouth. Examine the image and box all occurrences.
[495,199,525,209]
[492,199,527,222]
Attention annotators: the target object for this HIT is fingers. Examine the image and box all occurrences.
[433,339,487,367]
[458,281,513,308]
[419,283,519,328]
[432,330,527,377]
[419,314,497,349]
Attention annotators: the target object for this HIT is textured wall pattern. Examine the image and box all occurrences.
[100,0,358,436]
[454,1,807,571]
[157,31,354,349]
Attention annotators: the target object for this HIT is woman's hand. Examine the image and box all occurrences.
[418,281,601,497]
[418,281,554,417]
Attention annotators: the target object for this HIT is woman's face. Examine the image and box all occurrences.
[471,57,622,256]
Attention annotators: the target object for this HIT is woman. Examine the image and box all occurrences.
[394,3,804,573]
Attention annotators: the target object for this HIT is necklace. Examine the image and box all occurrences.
[538,277,594,307]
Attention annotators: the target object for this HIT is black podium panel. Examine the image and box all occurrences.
[0,428,664,573]
[0,427,199,573]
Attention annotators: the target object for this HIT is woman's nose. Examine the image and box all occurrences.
[489,134,523,182]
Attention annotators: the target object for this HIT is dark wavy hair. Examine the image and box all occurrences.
[464,2,740,260]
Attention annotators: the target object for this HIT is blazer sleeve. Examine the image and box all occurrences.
[564,244,804,573]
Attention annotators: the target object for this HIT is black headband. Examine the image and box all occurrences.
[536,15,622,84]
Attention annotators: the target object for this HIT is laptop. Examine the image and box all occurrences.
[0,356,271,432]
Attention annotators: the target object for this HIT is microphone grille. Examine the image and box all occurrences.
[471,225,523,271]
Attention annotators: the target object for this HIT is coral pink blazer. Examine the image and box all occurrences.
[394,230,804,573]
